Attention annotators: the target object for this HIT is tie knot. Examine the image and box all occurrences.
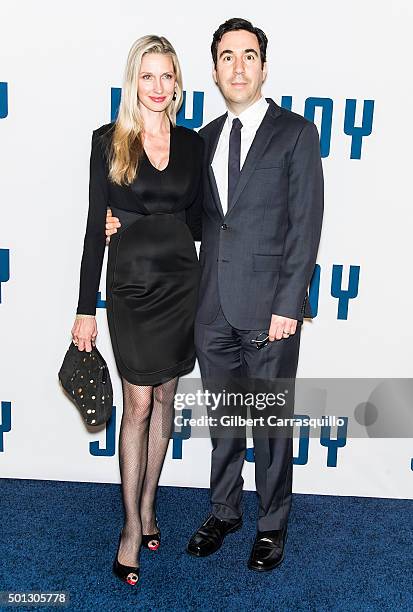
[231,118,243,131]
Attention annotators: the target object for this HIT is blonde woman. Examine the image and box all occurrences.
[72,35,203,586]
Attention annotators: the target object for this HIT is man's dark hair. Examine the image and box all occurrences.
[211,17,268,68]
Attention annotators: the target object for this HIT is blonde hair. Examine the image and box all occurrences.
[109,35,183,185]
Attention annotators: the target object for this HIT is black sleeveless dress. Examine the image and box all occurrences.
[77,123,203,385]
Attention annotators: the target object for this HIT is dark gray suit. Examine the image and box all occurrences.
[196,99,323,531]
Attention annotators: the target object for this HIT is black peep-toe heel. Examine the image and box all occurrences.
[142,519,161,551]
[113,531,140,586]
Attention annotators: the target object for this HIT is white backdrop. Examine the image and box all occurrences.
[1,0,412,499]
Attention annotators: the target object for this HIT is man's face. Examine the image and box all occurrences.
[213,29,267,113]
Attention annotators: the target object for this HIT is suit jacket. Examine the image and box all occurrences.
[195,98,324,329]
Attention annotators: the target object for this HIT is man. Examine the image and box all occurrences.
[106,18,323,571]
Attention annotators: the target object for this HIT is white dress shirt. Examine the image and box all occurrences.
[211,96,269,215]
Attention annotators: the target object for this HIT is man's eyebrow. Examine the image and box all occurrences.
[219,48,259,58]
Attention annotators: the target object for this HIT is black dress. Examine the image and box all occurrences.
[77,123,203,385]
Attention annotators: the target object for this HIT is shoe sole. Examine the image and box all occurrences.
[186,521,243,558]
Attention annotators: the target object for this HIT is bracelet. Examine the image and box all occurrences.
[75,314,95,320]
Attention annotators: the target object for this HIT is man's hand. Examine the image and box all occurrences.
[105,207,121,244]
[268,314,297,341]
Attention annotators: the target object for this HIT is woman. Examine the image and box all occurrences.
[72,35,203,586]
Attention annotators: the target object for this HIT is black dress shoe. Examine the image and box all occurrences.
[247,527,288,572]
[187,514,243,557]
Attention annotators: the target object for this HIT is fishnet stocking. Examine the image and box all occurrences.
[140,377,178,534]
[116,376,177,566]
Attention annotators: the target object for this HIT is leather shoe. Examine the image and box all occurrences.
[247,527,288,571]
[187,514,242,557]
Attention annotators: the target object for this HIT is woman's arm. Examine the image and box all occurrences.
[185,137,204,241]
[73,129,109,351]
[185,178,203,242]
[76,130,109,315]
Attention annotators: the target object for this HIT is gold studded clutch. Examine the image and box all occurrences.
[58,342,113,426]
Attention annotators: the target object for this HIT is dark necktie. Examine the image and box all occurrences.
[228,118,243,208]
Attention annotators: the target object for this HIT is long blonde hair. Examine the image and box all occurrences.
[109,35,183,185]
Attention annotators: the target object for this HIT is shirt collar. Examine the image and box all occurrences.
[226,96,269,131]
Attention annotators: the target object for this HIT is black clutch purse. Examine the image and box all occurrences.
[58,342,113,426]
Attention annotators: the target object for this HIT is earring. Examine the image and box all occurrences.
[172,91,177,101]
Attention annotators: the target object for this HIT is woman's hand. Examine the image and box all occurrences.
[105,207,121,244]
[71,316,97,352]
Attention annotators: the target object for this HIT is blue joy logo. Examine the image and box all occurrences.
[0,82,8,119]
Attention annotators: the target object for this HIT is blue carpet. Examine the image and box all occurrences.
[0,479,411,611]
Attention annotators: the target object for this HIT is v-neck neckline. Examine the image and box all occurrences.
[143,124,173,173]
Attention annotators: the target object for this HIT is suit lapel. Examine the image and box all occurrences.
[207,114,227,217]
[227,99,282,215]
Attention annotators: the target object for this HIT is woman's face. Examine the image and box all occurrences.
[137,52,176,114]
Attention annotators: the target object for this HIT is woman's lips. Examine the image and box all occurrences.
[149,96,167,102]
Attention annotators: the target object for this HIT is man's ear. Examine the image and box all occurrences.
[212,65,218,85]
[262,61,268,82]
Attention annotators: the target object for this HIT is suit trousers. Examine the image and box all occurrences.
[195,306,302,531]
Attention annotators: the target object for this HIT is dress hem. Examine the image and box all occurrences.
[117,354,196,386]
